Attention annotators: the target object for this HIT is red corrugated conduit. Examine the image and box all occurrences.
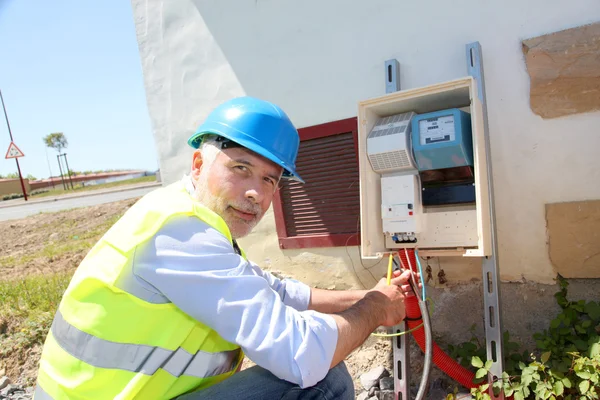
[399,250,478,389]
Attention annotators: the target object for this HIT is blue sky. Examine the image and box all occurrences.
[0,1,157,179]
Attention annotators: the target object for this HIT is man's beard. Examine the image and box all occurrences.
[194,171,262,239]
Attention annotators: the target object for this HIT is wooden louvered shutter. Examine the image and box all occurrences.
[272,118,361,249]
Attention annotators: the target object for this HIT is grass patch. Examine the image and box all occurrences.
[30,175,157,199]
[0,273,71,315]
[0,272,72,385]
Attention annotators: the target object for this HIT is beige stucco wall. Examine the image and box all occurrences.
[131,0,600,286]
[239,207,485,290]
[0,179,30,197]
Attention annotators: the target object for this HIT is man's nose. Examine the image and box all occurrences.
[245,184,264,204]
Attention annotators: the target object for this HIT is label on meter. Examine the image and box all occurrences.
[419,115,455,145]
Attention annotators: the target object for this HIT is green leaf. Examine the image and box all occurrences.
[514,390,524,400]
[550,319,561,329]
[575,340,588,351]
[492,382,503,397]
[580,379,590,394]
[543,388,551,399]
[472,356,484,368]
[560,327,572,335]
[541,351,551,364]
[590,343,600,357]
[464,342,477,352]
[578,371,592,379]
[550,370,565,380]
[584,302,600,321]
[476,368,488,379]
[523,386,530,398]
[480,384,490,391]
[485,360,493,370]
[553,381,564,396]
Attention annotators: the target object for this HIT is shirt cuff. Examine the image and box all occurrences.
[294,310,339,388]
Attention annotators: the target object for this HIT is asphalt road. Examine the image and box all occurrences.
[0,186,158,222]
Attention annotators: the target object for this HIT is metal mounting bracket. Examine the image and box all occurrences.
[384,58,411,400]
[467,41,505,399]
[392,321,411,400]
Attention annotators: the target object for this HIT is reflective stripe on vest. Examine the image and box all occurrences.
[51,310,240,378]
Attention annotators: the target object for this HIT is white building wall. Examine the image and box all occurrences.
[131,0,600,286]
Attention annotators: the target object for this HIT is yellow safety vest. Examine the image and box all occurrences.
[35,181,245,400]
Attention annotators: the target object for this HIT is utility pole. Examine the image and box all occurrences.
[0,89,27,201]
[57,154,67,190]
[62,153,74,189]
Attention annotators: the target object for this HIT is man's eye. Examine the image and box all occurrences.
[264,177,275,186]
[235,165,248,172]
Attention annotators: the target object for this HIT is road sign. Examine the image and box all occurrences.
[5,142,24,159]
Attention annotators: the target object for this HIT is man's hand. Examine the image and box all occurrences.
[381,268,422,298]
[366,269,411,326]
[328,269,413,368]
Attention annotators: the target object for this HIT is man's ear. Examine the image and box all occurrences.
[191,149,203,179]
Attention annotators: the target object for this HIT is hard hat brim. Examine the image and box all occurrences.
[188,130,304,184]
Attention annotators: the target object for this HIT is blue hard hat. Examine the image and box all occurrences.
[188,97,304,183]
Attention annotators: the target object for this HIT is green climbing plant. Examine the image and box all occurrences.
[449,275,600,400]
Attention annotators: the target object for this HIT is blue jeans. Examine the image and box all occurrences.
[177,362,355,400]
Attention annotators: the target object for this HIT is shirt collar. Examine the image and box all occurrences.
[181,174,196,197]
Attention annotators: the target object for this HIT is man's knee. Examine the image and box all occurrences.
[324,362,354,398]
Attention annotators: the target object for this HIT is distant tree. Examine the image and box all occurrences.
[25,174,37,180]
[0,172,19,179]
[43,132,68,153]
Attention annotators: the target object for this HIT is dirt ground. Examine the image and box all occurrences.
[0,198,394,392]
[0,199,138,282]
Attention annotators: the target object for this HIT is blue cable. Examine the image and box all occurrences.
[414,248,427,299]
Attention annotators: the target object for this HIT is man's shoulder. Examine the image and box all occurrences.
[154,214,235,254]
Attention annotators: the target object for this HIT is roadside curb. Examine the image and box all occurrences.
[0,182,162,209]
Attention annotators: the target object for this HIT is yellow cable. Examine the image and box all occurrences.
[371,323,424,337]
[371,252,422,338]
[386,253,393,285]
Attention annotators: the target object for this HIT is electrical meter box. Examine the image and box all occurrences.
[411,109,473,171]
[358,77,492,258]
